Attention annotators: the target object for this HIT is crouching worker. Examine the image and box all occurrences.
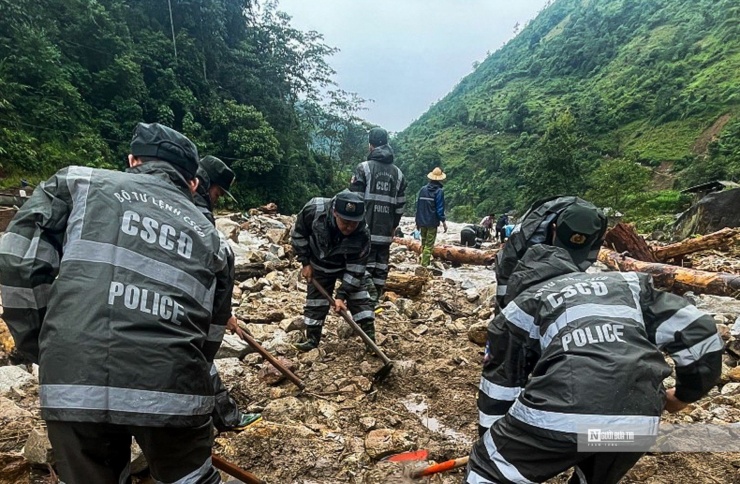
[291,190,375,352]
[467,208,722,483]
[460,224,490,249]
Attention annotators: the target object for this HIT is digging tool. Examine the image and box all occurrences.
[311,279,394,382]
[234,326,306,390]
[411,456,469,478]
[381,449,429,462]
[212,454,266,484]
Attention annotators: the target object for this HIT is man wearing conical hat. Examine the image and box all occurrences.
[414,167,447,267]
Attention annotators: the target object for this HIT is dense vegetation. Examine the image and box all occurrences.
[0,0,369,213]
[396,0,740,226]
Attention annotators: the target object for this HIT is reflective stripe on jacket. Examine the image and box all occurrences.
[0,163,233,427]
[349,145,406,245]
[291,197,370,300]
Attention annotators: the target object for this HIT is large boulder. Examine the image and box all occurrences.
[673,188,740,238]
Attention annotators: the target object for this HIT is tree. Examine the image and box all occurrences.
[586,158,651,212]
[519,110,588,206]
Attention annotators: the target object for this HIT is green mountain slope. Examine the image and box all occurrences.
[396,0,740,223]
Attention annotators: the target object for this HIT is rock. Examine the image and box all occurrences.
[299,348,324,363]
[722,382,740,395]
[280,316,305,333]
[265,228,288,245]
[673,187,740,238]
[257,357,295,386]
[720,364,733,384]
[243,353,263,366]
[727,339,740,359]
[395,298,418,319]
[214,358,244,380]
[446,321,467,334]
[626,455,658,481]
[215,334,253,359]
[240,279,266,293]
[359,361,374,375]
[130,440,148,475]
[464,288,479,302]
[364,429,414,460]
[717,324,731,342]
[268,244,285,259]
[352,376,373,393]
[461,280,476,290]
[0,453,30,484]
[23,427,53,465]
[245,323,277,342]
[468,322,488,346]
[662,376,676,388]
[264,252,281,263]
[359,417,376,431]
[314,400,339,421]
[232,284,243,301]
[412,324,429,336]
[0,397,32,419]
[727,366,740,383]
[0,366,36,396]
[429,309,446,322]
[390,360,416,377]
[262,397,306,423]
[215,219,240,242]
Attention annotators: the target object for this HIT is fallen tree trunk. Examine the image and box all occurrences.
[384,272,427,298]
[392,237,497,266]
[652,228,740,262]
[604,223,656,262]
[598,248,740,297]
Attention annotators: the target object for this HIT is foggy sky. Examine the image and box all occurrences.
[276,0,551,132]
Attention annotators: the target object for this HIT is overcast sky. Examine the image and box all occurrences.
[275,0,550,132]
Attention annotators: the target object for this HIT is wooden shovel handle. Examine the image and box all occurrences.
[212,454,266,484]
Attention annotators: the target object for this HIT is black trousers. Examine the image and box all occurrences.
[47,419,220,484]
[304,270,374,329]
[465,416,644,484]
[210,363,241,431]
[365,244,391,303]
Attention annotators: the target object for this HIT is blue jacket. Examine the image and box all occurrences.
[415,181,445,228]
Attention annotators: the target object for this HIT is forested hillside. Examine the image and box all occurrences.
[0,0,368,213]
[396,0,740,226]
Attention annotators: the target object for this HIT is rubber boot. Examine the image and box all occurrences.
[294,326,322,352]
[359,320,376,345]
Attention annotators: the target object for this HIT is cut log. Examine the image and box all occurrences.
[392,237,497,266]
[384,272,427,298]
[598,248,740,297]
[652,228,740,262]
[603,223,656,262]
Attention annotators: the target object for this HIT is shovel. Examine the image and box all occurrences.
[411,456,469,479]
[311,279,394,382]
